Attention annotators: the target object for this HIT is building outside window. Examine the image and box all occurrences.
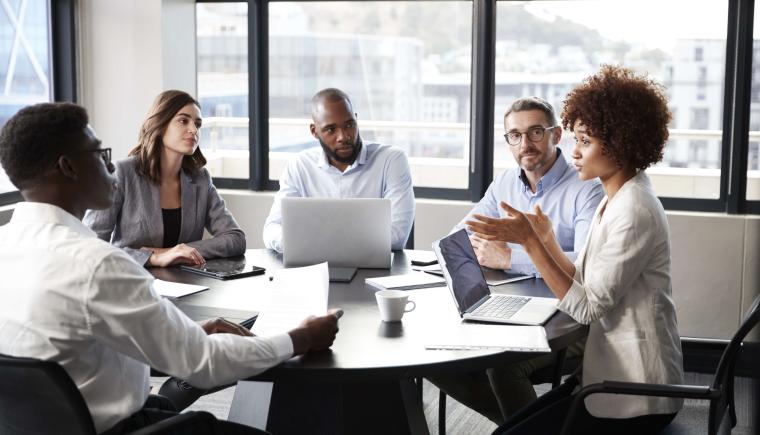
[197,1,473,189]
[492,1,726,199]
[0,0,52,194]
[195,0,749,203]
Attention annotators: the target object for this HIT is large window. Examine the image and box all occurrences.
[194,0,759,213]
[196,2,474,188]
[196,2,249,180]
[493,0,727,200]
[747,7,760,201]
[267,2,473,189]
[0,0,53,195]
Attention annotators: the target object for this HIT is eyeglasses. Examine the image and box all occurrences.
[69,147,112,166]
[503,126,557,146]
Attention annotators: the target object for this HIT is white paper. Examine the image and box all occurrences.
[152,279,208,299]
[365,272,446,290]
[251,262,329,336]
[411,264,444,274]
[426,324,551,352]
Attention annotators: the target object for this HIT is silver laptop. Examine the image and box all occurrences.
[432,230,558,326]
[282,197,392,268]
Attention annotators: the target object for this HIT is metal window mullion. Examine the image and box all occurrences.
[248,0,269,191]
[50,0,76,102]
[468,0,496,202]
[725,0,755,213]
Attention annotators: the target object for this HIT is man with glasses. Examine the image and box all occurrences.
[434,97,602,424]
[0,102,341,434]
[452,96,603,276]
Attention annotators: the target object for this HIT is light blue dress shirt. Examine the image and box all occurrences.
[263,142,415,252]
[453,149,604,275]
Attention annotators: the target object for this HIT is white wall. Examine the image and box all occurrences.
[77,0,196,160]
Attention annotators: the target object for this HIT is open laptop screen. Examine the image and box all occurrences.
[437,230,491,313]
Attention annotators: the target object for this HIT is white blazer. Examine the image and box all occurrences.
[557,171,684,419]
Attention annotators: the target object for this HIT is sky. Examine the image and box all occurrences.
[524,0,731,53]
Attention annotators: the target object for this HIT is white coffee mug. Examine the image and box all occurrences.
[375,289,416,322]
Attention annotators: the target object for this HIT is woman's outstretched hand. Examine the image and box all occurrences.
[466,201,536,246]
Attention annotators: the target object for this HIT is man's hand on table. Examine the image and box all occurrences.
[289,308,343,356]
[470,235,512,270]
[200,317,253,336]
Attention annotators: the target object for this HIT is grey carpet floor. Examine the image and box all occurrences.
[149,374,758,434]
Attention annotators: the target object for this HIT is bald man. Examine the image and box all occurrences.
[263,88,415,252]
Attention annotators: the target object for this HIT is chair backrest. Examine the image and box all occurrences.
[708,293,760,430]
[405,222,415,250]
[0,354,96,435]
[712,293,760,389]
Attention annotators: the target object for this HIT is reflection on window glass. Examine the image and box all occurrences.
[268,2,473,188]
[493,0,727,199]
[747,8,760,200]
[0,0,51,194]
[196,3,249,179]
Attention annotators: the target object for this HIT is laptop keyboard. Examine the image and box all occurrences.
[471,295,530,319]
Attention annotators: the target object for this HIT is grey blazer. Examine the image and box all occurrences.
[83,156,246,265]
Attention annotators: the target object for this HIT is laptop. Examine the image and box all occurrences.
[282,197,392,268]
[432,229,558,326]
[180,256,266,280]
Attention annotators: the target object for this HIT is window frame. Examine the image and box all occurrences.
[205,0,755,213]
[0,0,78,207]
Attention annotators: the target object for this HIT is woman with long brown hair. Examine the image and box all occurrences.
[84,90,245,267]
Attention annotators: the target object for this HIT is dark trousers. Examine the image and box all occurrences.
[495,378,677,435]
[430,341,585,424]
[101,394,267,435]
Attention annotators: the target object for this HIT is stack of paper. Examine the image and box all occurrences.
[365,272,446,290]
[251,262,329,336]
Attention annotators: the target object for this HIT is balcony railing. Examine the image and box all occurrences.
[200,117,760,199]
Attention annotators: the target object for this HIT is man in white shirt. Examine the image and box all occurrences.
[263,88,415,252]
[0,102,341,434]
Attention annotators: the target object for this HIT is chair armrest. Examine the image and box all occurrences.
[127,411,216,435]
[587,381,716,400]
[559,381,718,435]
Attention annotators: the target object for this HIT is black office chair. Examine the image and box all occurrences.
[556,292,760,435]
[405,222,415,250]
[0,353,217,435]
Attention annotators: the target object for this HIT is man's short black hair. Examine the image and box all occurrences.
[311,88,353,118]
[0,102,89,189]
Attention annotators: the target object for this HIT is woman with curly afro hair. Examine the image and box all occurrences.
[468,65,683,434]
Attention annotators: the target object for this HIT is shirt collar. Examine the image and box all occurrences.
[517,148,568,193]
[317,142,368,171]
[10,202,96,239]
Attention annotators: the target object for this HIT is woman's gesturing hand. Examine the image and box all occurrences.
[465,201,536,246]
